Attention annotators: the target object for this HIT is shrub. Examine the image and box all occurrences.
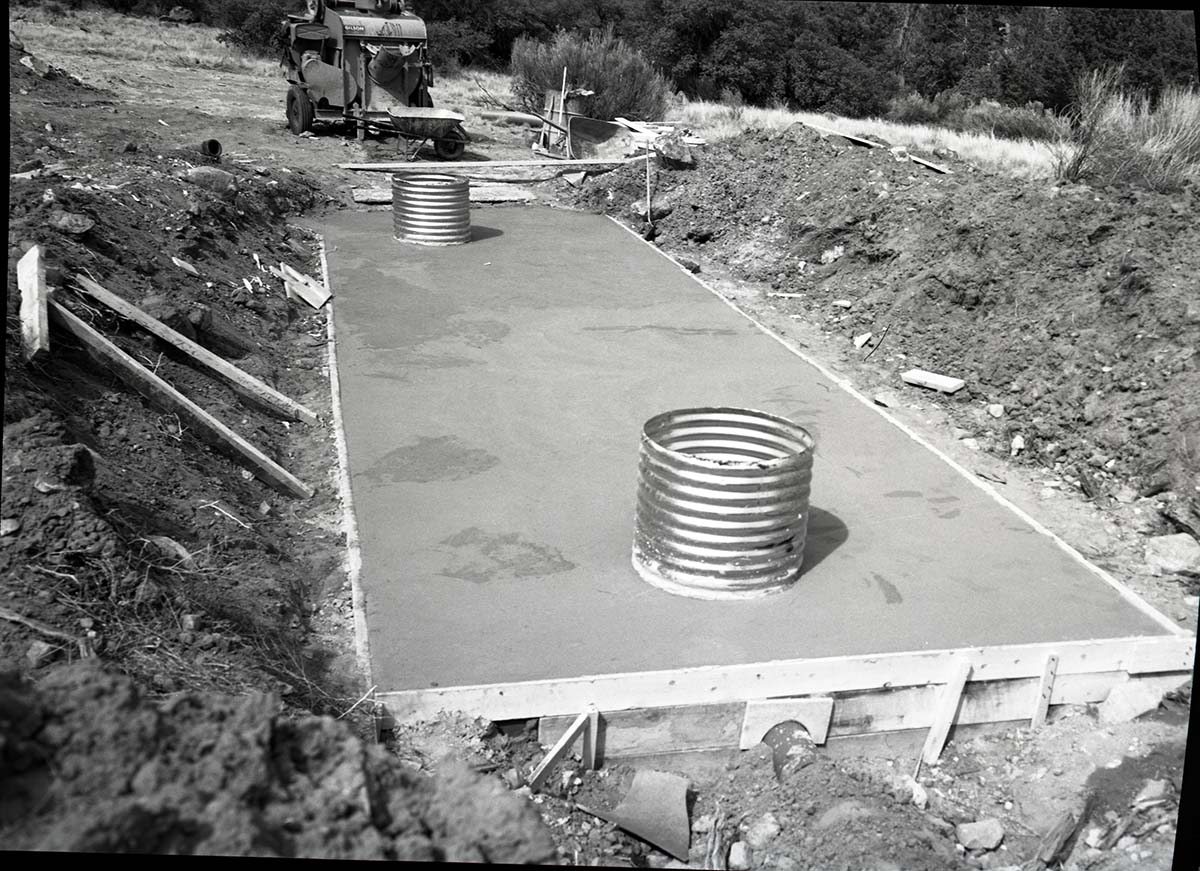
[510,26,671,122]
[785,34,894,118]
[887,92,940,126]
[960,101,1067,142]
[215,0,295,58]
[427,18,492,72]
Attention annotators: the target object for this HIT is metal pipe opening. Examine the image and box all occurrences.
[199,139,222,160]
[392,173,471,246]
[632,407,815,600]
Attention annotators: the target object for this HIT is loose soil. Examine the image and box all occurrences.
[5,10,1196,870]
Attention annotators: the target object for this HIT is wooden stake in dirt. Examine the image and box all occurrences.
[528,705,599,791]
[645,151,653,233]
[917,660,972,773]
[73,274,318,425]
[17,245,50,362]
[48,299,314,499]
[1030,653,1059,729]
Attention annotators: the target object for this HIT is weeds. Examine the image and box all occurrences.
[1054,67,1200,192]
[510,26,670,122]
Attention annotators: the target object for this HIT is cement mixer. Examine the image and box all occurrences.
[283,0,468,159]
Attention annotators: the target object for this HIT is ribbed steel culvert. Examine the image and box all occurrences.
[392,173,470,246]
[632,407,815,600]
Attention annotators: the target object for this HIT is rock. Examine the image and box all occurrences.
[1144,533,1200,575]
[631,198,673,222]
[691,814,715,835]
[162,5,197,23]
[815,799,875,830]
[1116,835,1137,850]
[744,812,781,850]
[728,841,752,871]
[853,332,872,348]
[1098,680,1163,724]
[1,518,20,536]
[685,227,714,244]
[181,613,203,632]
[654,131,695,167]
[1112,485,1139,504]
[185,166,238,197]
[831,299,853,309]
[1132,779,1169,807]
[956,819,1004,851]
[677,257,701,274]
[134,578,165,606]
[47,210,95,235]
[987,403,1005,418]
[873,392,901,408]
[26,639,56,667]
[1084,827,1105,849]
[962,438,981,450]
[1010,434,1026,456]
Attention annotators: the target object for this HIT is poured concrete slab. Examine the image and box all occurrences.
[321,207,1175,699]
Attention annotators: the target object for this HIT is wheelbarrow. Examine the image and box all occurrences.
[382,106,469,161]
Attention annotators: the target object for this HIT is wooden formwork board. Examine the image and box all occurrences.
[376,634,1194,749]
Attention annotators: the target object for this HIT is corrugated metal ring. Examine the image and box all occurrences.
[392,173,471,246]
[632,407,815,600]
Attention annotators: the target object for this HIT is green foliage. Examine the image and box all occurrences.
[510,26,669,121]
[215,0,296,58]
[785,32,893,118]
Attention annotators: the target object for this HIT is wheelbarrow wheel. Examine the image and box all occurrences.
[434,127,467,160]
[286,85,314,135]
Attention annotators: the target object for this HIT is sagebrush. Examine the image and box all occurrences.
[510,27,670,122]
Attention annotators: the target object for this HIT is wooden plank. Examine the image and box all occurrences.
[802,121,885,148]
[529,671,1189,759]
[741,697,834,747]
[73,275,318,425]
[340,156,642,172]
[901,368,966,394]
[909,154,952,174]
[17,245,50,362]
[279,263,331,309]
[541,703,742,757]
[920,661,972,766]
[48,300,314,499]
[529,707,592,791]
[379,634,1194,725]
[352,184,537,205]
[1031,654,1059,729]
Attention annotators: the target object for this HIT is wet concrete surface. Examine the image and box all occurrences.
[322,207,1167,692]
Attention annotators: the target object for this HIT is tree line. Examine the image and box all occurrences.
[416,2,1197,117]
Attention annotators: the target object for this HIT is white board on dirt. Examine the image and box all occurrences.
[902,369,966,394]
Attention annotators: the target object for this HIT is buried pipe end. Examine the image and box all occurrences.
[198,138,223,161]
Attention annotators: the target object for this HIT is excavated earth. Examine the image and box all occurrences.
[568,128,1200,504]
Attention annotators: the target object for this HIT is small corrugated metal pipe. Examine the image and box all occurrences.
[392,173,471,245]
[632,407,815,600]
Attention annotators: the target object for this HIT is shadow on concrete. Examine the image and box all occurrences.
[471,225,504,242]
[801,505,849,575]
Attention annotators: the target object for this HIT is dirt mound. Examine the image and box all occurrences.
[0,663,556,860]
[9,31,96,104]
[570,127,1200,501]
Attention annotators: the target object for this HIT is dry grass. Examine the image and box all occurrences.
[9,6,279,77]
[667,100,1062,179]
[428,68,515,112]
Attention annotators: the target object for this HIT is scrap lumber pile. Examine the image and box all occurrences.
[16,244,327,499]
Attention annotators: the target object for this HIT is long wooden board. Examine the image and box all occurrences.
[379,634,1194,726]
[73,274,318,424]
[48,300,314,498]
[534,669,1190,758]
[340,156,642,172]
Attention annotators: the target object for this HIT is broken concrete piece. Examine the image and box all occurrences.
[1132,780,1168,807]
[987,403,1005,418]
[1144,533,1200,575]
[956,818,1004,851]
[873,392,900,408]
[853,332,872,348]
[1011,433,1026,456]
[831,299,853,309]
[744,813,781,850]
[47,209,95,235]
[901,368,965,394]
[1,518,21,536]
[728,841,752,870]
[1098,680,1163,724]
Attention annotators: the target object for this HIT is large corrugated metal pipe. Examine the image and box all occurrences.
[632,407,815,600]
[392,173,471,246]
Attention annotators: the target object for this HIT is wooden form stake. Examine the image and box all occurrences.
[918,660,972,770]
[17,245,50,362]
[73,275,318,425]
[1031,654,1059,729]
[528,705,598,791]
[48,299,314,499]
